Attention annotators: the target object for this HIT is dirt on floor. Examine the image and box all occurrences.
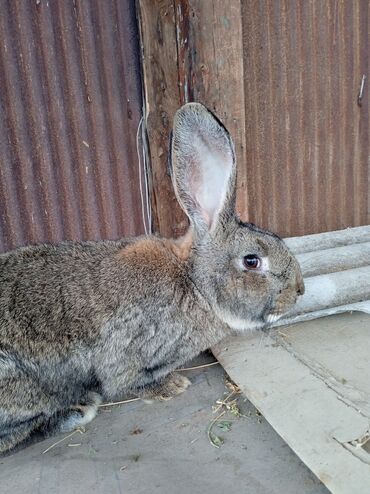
[0,354,328,494]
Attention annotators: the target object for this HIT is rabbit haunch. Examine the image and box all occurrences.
[0,103,303,453]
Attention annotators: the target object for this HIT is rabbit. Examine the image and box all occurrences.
[0,103,304,453]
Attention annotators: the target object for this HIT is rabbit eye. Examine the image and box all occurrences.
[243,254,261,270]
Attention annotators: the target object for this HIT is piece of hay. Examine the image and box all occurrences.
[42,428,84,454]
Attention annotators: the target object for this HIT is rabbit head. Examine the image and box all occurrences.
[171,103,304,331]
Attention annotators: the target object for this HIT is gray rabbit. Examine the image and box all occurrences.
[0,103,304,453]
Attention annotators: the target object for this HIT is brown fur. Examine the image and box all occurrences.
[0,103,304,454]
[163,230,193,261]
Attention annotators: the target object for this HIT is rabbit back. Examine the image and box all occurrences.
[0,240,129,357]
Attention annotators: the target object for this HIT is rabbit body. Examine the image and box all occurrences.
[0,103,304,452]
[0,236,226,452]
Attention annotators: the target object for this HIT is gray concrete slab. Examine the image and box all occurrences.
[0,355,328,494]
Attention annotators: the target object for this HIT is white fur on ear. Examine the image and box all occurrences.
[192,134,234,230]
[171,103,236,234]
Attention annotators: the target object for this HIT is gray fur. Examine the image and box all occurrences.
[0,103,304,453]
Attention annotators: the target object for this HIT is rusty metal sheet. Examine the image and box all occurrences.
[0,0,144,253]
[240,0,369,237]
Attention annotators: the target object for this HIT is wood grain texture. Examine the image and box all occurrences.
[138,0,245,237]
[138,0,186,237]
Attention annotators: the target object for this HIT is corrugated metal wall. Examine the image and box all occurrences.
[0,0,144,254]
[241,0,369,237]
[139,0,369,239]
[1,0,368,249]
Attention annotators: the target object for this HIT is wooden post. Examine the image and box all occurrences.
[138,0,246,237]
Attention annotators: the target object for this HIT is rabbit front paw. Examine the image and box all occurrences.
[138,373,191,403]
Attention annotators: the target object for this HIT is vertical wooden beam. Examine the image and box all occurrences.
[138,0,246,237]
[175,0,247,218]
[138,0,186,237]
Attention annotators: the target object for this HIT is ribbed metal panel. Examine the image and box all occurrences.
[241,0,369,237]
[0,0,144,253]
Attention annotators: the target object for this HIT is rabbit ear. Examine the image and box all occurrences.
[171,103,236,236]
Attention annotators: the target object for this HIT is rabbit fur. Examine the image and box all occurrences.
[0,103,304,453]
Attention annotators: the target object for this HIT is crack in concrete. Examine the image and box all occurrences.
[333,436,370,466]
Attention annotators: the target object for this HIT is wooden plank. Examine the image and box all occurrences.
[175,0,247,218]
[138,0,246,236]
[137,0,185,236]
[213,313,370,494]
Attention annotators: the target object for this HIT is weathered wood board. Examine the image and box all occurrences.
[214,312,370,494]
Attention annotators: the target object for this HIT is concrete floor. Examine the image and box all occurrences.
[0,354,329,494]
